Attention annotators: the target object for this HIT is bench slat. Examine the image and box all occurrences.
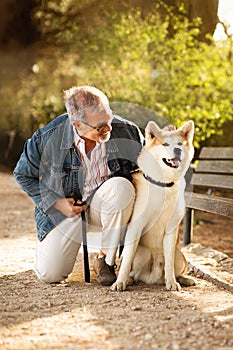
[185,192,233,217]
[199,147,233,159]
[184,147,233,245]
[196,160,233,174]
[191,173,233,190]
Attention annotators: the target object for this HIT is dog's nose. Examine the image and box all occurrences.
[174,147,182,157]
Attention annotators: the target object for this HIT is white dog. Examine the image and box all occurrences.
[111,120,195,291]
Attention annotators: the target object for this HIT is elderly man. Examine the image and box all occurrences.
[14,86,144,285]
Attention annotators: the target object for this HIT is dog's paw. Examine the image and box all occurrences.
[177,275,196,286]
[110,280,128,292]
[166,281,181,291]
[127,276,134,286]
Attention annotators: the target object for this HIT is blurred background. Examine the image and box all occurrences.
[0,0,232,169]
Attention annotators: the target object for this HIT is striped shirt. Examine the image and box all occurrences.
[73,126,112,200]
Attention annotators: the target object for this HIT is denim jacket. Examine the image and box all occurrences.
[14,114,144,241]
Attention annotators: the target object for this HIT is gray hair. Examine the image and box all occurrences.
[63,86,110,122]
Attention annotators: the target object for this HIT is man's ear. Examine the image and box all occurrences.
[72,121,81,129]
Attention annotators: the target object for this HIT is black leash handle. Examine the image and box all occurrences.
[74,199,90,283]
[81,210,90,283]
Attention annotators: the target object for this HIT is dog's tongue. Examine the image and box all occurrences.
[168,158,180,167]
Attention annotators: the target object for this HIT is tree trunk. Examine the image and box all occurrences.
[184,0,219,41]
[163,0,219,42]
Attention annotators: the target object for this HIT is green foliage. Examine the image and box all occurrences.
[33,0,80,45]
[1,2,232,148]
[79,7,233,148]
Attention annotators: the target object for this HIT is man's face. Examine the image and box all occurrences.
[73,107,113,143]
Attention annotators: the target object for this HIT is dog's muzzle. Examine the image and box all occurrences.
[162,157,181,168]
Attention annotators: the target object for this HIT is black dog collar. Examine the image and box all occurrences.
[143,174,174,188]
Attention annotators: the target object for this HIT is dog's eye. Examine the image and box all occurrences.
[162,142,169,146]
[177,142,183,146]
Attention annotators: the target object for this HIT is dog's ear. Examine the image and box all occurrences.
[145,121,161,140]
[178,120,194,142]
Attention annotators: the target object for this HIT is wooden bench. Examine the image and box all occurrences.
[183,147,233,245]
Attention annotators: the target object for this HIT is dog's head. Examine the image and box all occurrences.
[138,120,194,181]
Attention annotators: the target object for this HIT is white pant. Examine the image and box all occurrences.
[34,177,135,283]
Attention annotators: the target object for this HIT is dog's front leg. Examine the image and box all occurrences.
[110,225,142,292]
[163,227,181,291]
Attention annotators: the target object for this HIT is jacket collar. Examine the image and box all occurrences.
[106,137,119,154]
[106,120,120,154]
[60,117,74,149]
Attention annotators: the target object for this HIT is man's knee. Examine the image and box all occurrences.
[34,253,72,283]
[101,177,135,211]
[114,177,135,198]
[34,266,68,283]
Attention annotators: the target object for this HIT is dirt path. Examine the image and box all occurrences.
[0,171,233,350]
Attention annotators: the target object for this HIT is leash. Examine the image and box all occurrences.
[73,188,100,283]
[73,170,161,278]
[74,198,90,283]
[81,209,90,283]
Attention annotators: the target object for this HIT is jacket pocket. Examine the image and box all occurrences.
[48,165,68,196]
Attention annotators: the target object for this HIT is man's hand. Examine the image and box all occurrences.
[53,198,86,217]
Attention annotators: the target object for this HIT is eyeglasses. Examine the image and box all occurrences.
[81,119,113,132]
